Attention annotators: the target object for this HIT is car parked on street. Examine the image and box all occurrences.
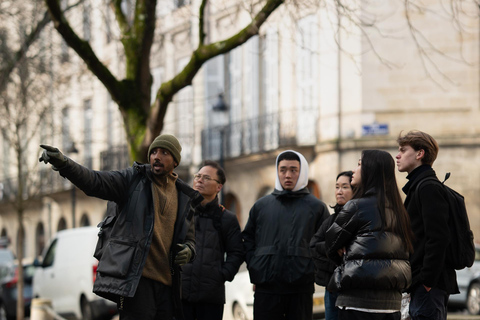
[223,266,325,320]
[0,263,35,320]
[0,249,15,281]
[33,226,118,320]
[448,245,480,314]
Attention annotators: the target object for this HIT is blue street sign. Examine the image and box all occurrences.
[362,123,389,136]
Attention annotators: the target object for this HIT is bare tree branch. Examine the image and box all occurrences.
[0,10,50,93]
[44,0,126,102]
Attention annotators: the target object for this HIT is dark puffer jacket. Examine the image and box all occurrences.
[310,211,339,287]
[58,159,203,317]
[325,192,411,310]
[243,188,330,293]
[181,198,245,304]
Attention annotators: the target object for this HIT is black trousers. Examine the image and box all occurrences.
[182,300,224,320]
[119,276,173,320]
[254,291,313,320]
[409,285,449,320]
[338,309,401,320]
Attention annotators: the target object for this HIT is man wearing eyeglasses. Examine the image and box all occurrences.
[181,160,245,320]
[243,150,330,320]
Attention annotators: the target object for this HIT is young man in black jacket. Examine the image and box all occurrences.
[181,160,244,320]
[39,134,203,320]
[243,150,330,320]
[396,130,459,320]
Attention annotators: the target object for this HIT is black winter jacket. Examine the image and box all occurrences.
[181,198,245,304]
[310,210,339,287]
[402,165,458,294]
[325,192,411,310]
[58,159,203,316]
[243,188,329,294]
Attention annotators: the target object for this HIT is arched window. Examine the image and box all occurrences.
[79,214,90,227]
[57,217,67,232]
[36,223,45,258]
[256,186,273,200]
[225,193,242,225]
[0,228,8,247]
[307,180,321,199]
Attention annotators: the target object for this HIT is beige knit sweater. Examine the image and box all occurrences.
[142,172,178,286]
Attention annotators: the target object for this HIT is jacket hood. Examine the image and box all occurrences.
[274,150,309,192]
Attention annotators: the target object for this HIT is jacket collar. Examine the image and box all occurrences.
[197,197,219,214]
[134,162,204,207]
[272,187,310,198]
[402,165,435,195]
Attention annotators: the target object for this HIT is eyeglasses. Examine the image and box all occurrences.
[193,173,221,184]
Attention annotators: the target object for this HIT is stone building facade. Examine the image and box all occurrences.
[0,0,479,260]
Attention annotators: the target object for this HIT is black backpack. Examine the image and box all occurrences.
[415,172,475,270]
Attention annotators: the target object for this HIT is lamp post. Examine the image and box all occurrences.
[68,142,79,228]
[212,93,228,205]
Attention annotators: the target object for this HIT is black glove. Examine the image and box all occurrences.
[174,244,192,266]
[39,145,67,170]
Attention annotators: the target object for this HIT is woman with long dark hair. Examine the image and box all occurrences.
[310,171,353,320]
[325,150,413,320]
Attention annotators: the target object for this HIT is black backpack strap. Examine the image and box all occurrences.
[414,173,450,209]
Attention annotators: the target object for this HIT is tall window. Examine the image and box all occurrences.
[61,0,70,61]
[83,1,91,41]
[151,67,164,105]
[243,36,260,153]
[106,95,114,147]
[61,107,70,151]
[205,56,225,128]
[35,223,45,258]
[260,28,279,150]
[175,58,193,164]
[84,99,92,167]
[104,0,112,43]
[2,132,9,179]
[227,46,242,157]
[296,14,319,145]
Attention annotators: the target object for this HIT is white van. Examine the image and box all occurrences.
[33,226,118,320]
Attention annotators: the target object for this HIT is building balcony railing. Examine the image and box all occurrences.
[100,144,131,171]
[201,109,318,162]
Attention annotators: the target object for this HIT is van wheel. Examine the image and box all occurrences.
[467,283,480,315]
[232,302,247,320]
[81,297,94,320]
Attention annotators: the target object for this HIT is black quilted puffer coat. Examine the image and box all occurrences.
[181,198,245,304]
[325,190,411,310]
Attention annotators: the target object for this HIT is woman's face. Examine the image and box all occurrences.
[335,175,353,206]
[351,159,362,187]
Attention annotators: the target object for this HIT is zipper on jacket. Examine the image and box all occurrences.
[119,296,124,311]
[170,250,175,275]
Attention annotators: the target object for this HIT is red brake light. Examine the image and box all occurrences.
[5,267,18,289]
[93,263,98,283]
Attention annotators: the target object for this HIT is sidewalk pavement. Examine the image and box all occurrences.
[447,316,480,320]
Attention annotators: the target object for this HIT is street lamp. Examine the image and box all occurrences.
[211,93,228,205]
[68,142,79,228]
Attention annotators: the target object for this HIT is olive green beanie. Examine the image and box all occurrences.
[147,134,182,165]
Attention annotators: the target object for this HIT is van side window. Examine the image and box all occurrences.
[42,239,57,267]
